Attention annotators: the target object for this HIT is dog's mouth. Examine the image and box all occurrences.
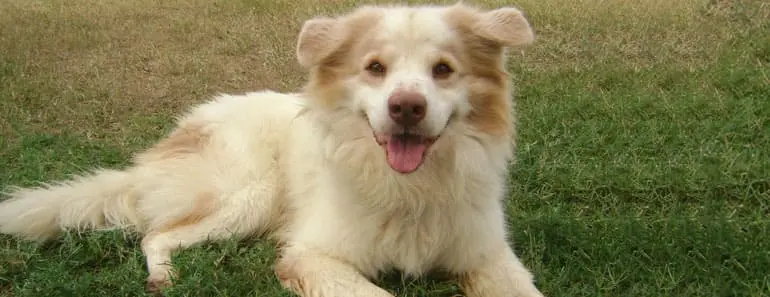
[374,131,437,174]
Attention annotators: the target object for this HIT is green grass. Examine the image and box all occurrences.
[1,0,769,296]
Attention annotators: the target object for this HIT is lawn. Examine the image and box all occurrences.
[1,0,768,296]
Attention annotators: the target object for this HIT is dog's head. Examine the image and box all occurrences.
[296,3,534,174]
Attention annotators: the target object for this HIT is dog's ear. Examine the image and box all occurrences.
[473,7,534,48]
[296,17,343,68]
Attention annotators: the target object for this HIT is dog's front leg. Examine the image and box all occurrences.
[460,244,545,297]
[275,247,394,297]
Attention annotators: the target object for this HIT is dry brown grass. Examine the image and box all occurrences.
[512,0,755,72]
[0,0,327,145]
[0,0,764,145]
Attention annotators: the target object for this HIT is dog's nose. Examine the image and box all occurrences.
[388,91,427,127]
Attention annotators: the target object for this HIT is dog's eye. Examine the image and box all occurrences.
[365,61,387,76]
[432,62,454,79]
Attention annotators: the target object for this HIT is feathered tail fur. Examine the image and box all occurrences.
[0,169,142,241]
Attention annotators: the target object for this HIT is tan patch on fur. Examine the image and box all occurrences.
[135,122,209,162]
[444,5,515,138]
[299,8,384,108]
[156,191,216,233]
[465,77,513,138]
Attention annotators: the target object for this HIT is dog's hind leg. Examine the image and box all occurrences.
[139,209,248,294]
[139,188,277,294]
[137,168,283,293]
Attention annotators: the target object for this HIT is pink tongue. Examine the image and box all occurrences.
[386,135,427,174]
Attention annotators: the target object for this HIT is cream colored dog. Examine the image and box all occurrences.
[0,3,543,297]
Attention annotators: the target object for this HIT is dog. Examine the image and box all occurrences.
[0,3,542,297]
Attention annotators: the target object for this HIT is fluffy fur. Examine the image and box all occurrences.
[0,3,543,297]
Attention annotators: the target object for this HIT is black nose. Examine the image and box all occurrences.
[388,91,427,127]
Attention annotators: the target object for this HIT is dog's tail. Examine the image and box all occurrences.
[0,168,142,241]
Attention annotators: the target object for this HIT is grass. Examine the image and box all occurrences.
[0,0,768,296]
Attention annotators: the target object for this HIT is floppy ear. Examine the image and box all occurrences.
[473,7,534,48]
[296,17,343,68]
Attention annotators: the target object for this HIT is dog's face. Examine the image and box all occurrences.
[297,4,534,174]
